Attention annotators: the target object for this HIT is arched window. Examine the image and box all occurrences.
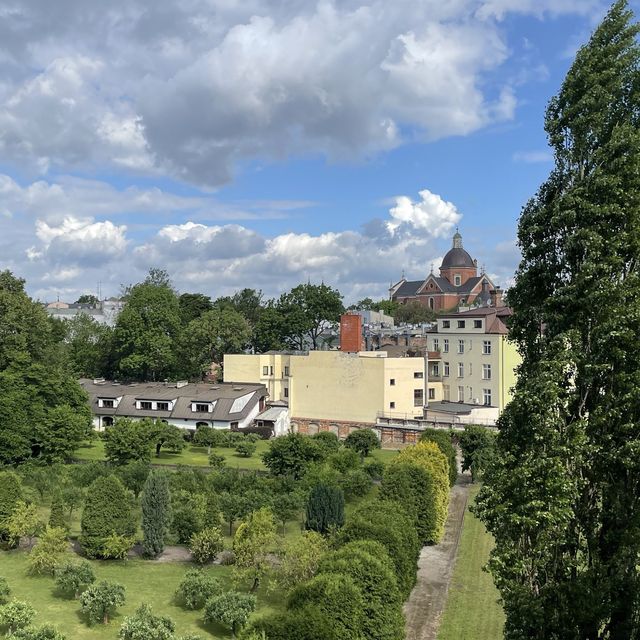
[195,421,209,429]
[307,422,319,435]
[428,297,434,310]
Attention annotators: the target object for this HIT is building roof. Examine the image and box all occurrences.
[80,379,268,423]
[440,246,475,269]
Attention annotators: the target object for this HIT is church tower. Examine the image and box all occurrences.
[439,230,478,287]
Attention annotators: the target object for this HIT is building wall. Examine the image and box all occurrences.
[224,353,291,403]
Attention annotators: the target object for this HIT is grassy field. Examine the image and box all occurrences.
[437,485,505,640]
[0,551,280,639]
[72,438,400,470]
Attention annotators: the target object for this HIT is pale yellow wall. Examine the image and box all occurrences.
[224,353,292,403]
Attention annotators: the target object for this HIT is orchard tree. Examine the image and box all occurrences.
[262,433,325,479]
[118,603,175,640]
[117,460,151,499]
[175,569,222,610]
[103,418,153,465]
[272,491,304,534]
[55,561,96,598]
[6,501,41,548]
[271,531,328,591]
[344,429,380,460]
[141,470,172,558]
[203,591,256,639]
[80,581,125,625]
[8,624,67,639]
[27,526,68,575]
[0,600,36,634]
[232,508,277,592]
[189,527,224,564]
[475,3,640,638]
[150,422,185,458]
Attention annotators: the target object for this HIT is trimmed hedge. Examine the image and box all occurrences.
[419,428,457,486]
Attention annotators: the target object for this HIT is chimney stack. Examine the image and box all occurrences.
[490,288,504,307]
[340,314,364,352]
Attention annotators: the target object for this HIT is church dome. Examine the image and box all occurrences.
[441,231,475,269]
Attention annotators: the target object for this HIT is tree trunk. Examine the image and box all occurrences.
[103,612,109,624]
[156,442,162,457]
[251,577,260,593]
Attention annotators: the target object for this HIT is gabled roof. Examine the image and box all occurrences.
[393,279,425,297]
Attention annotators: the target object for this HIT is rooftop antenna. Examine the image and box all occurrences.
[430,262,434,274]
[481,264,486,275]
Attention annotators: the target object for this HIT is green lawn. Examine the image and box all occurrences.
[0,551,281,639]
[73,438,399,470]
[437,485,505,640]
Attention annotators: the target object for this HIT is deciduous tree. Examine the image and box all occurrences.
[80,581,125,625]
[203,591,256,639]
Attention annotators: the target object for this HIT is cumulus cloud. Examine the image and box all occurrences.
[0,0,595,187]
[387,189,461,237]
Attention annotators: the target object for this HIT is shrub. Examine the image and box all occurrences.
[0,600,36,634]
[0,577,9,604]
[344,429,380,459]
[262,434,325,479]
[27,526,68,575]
[79,580,125,625]
[208,453,226,469]
[245,608,340,640]
[235,441,257,458]
[54,560,95,598]
[141,470,171,558]
[189,527,224,564]
[101,533,134,561]
[0,471,23,543]
[306,484,345,534]
[175,569,222,610]
[80,475,135,558]
[339,469,372,499]
[311,432,341,454]
[271,531,328,591]
[380,441,449,544]
[9,624,67,639]
[118,603,175,640]
[6,501,41,548]
[171,492,206,544]
[420,428,457,486]
[287,573,364,640]
[48,491,67,530]
[218,550,236,566]
[327,448,360,473]
[363,459,385,480]
[338,500,420,599]
[203,591,256,638]
[318,540,404,640]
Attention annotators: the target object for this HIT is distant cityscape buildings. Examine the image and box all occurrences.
[45,298,124,327]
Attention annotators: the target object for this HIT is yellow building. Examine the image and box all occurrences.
[224,350,437,439]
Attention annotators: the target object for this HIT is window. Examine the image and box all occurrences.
[414,371,424,379]
[458,386,465,402]
[433,338,439,351]
[195,403,210,412]
[102,399,114,408]
[414,389,424,407]
[483,340,492,355]
[443,339,449,353]
[442,320,450,328]
[284,365,290,376]
[429,297,434,310]
[483,388,492,406]
[284,387,289,398]
[483,364,492,380]
[454,275,461,286]
[468,387,473,401]
[428,388,435,400]
[468,362,473,376]
[457,320,466,328]
[389,402,395,409]
[390,378,396,386]
[474,319,482,329]
[140,401,152,410]
[262,366,269,375]
[157,402,169,411]
[270,366,274,376]
[444,362,450,377]
[432,363,440,377]
[458,362,464,378]
[458,339,465,354]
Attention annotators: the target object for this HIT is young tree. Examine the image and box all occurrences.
[54,560,96,598]
[150,422,185,458]
[8,625,67,639]
[475,3,640,637]
[103,418,154,465]
[235,440,256,458]
[27,526,68,575]
[271,531,328,591]
[118,603,175,640]
[219,492,251,536]
[344,429,380,460]
[189,527,224,564]
[79,581,126,625]
[192,425,217,454]
[339,469,372,499]
[141,470,172,558]
[48,490,67,530]
[80,475,135,558]
[458,425,495,482]
[6,501,41,548]
[305,484,345,535]
[272,491,304,534]
[232,508,277,592]
[203,591,256,639]
[262,433,325,479]
[0,600,36,634]
[175,569,221,610]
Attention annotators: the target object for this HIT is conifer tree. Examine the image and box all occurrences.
[141,470,171,558]
[475,2,640,638]
[48,490,66,530]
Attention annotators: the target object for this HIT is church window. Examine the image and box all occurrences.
[429,297,434,310]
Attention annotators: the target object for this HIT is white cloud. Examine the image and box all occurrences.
[513,150,553,163]
[0,0,597,187]
[387,189,461,237]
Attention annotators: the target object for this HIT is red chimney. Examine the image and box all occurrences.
[340,314,363,352]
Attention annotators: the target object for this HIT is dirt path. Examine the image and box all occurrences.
[404,473,472,640]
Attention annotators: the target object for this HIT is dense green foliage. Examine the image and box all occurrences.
[0,471,22,544]
[79,580,126,625]
[80,475,135,558]
[27,526,68,575]
[305,484,345,534]
[189,526,224,564]
[203,591,256,638]
[420,429,457,486]
[142,470,172,558]
[262,433,325,479]
[458,426,495,482]
[54,561,96,599]
[175,569,222,610]
[344,429,380,459]
[48,491,66,530]
[475,3,640,638]
[0,599,36,633]
[118,603,175,640]
[380,441,449,544]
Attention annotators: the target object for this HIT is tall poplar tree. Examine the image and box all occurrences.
[475,3,640,638]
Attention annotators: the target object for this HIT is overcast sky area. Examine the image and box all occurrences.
[0,0,626,303]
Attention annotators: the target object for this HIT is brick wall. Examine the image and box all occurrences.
[291,416,421,445]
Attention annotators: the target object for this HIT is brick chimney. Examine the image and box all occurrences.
[340,314,363,352]
[490,287,504,307]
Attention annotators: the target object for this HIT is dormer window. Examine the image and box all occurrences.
[102,399,114,409]
[194,403,210,413]
[454,275,461,286]
[140,401,152,410]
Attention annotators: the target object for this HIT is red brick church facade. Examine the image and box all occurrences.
[389,231,503,311]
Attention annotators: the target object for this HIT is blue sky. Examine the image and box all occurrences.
[0,0,626,303]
